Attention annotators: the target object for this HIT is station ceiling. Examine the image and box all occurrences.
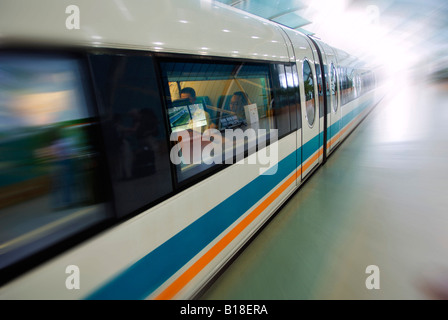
[215,0,315,34]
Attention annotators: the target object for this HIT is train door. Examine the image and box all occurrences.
[279,27,320,180]
[312,50,327,163]
[300,58,320,178]
[277,26,302,186]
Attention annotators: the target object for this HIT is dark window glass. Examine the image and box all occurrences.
[0,52,110,270]
[284,64,298,131]
[303,60,315,126]
[347,68,354,102]
[315,62,324,117]
[291,64,302,129]
[324,64,330,115]
[331,63,338,112]
[89,53,173,217]
[270,64,291,137]
[339,67,347,105]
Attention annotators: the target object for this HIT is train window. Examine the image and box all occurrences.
[364,71,374,93]
[270,64,292,136]
[314,62,324,118]
[324,64,330,115]
[361,71,368,94]
[290,64,302,129]
[339,67,347,105]
[0,52,110,270]
[89,53,173,217]
[303,60,315,127]
[284,64,299,131]
[283,65,296,130]
[159,60,277,184]
[330,63,338,112]
[355,73,362,98]
[347,68,355,102]
[362,71,375,92]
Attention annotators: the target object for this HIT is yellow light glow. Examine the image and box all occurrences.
[11,90,72,126]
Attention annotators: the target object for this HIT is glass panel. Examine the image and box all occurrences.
[355,73,362,98]
[347,68,354,102]
[160,60,276,183]
[363,71,375,93]
[331,63,338,112]
[339,67,347,105]
[0,52,109,269]
[324,64,330,115]
[284,64,298,131]
[303,60,315,126]
[270,64,291,137]
[89,54,173,217]
[315,63,324,118]
[291,64,302,129]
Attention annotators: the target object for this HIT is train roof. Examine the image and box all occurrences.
[0,0,297,63]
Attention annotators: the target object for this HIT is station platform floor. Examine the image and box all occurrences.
[200,79,448,300]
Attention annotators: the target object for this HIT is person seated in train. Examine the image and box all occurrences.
[180,87,215,130]
[180,87,197,104]
[229,91,249,120]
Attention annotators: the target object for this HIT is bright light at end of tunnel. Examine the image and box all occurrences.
[304,0,421,78]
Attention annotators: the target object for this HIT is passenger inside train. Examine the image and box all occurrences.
[229,91,249,118]
[180,87,196,104]
[220,91,249,129]
[178,87,213,131]
[174,86,251,131]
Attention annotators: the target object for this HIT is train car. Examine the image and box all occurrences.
[0,0,381,299]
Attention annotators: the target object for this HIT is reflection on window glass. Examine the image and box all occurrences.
[284,64,298,131]
[303,60,315,126]
[270,64,292,136]
[361,70,375,93]
[339,67,348,105]
[160,61,275,183]
[0,53,108,269]
[355,73,362,98]
[347,69,354,102]
[89,54,173,217]
[331,63,338,112]
[315,63,324,117]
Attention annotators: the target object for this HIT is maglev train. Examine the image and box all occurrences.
[0,0,380,299]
